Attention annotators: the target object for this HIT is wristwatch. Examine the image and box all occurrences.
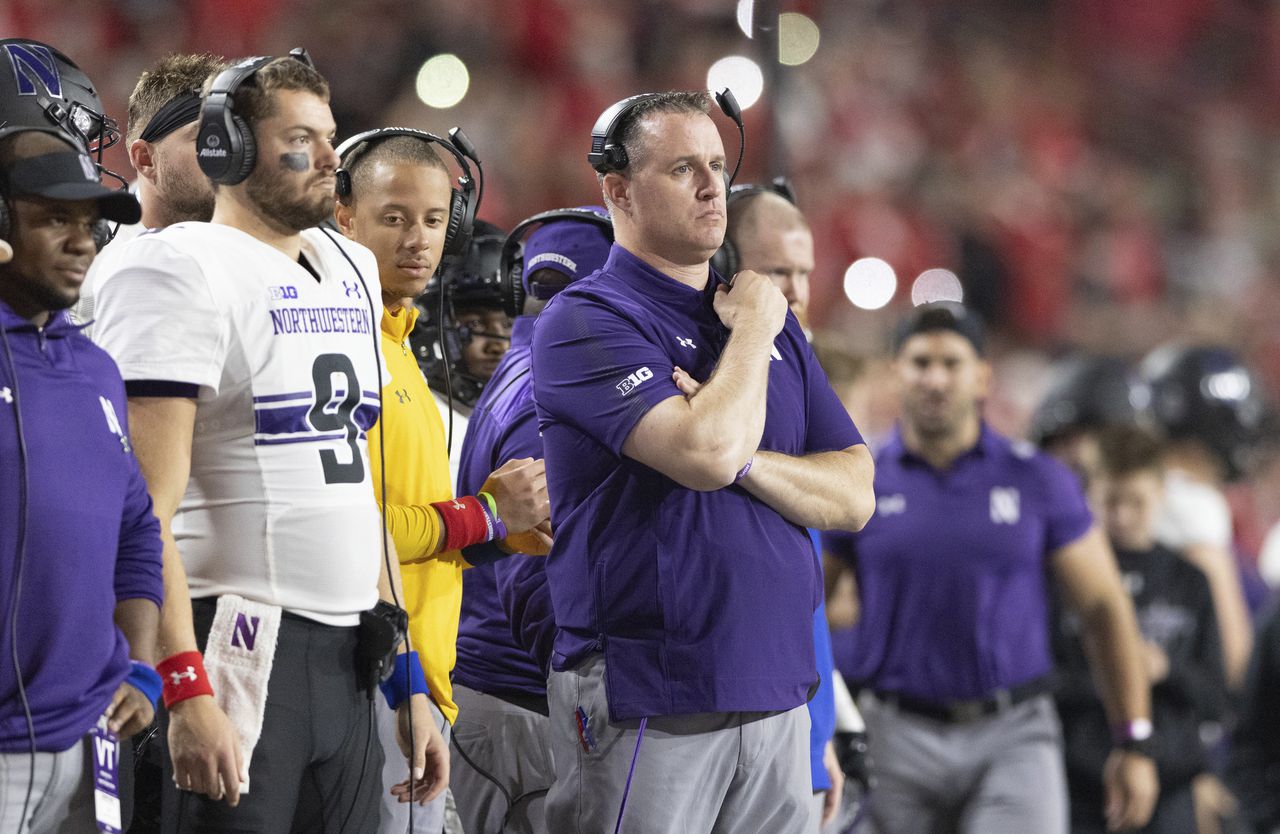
[1112,717,1156,758]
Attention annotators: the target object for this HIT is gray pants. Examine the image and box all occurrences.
[0,739,97,834]
[546,653,813,834]
[450,684,555,834]
[859,692,1067,834]
[376,696,453,834]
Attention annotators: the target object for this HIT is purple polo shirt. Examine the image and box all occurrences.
[455,315,553,696]
[0,302,163,752]
[532,244,863,720]
[827,424,1092,703]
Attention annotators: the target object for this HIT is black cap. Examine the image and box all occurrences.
[893,302,986,355]
[6,149,140,224]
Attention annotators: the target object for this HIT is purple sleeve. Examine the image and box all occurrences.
[796,322,863,453]
[1040,454,1094,553]
[114,423,164,606]
[532,296,682,456]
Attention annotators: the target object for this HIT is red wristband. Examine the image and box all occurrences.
[431,495,496,551]
[157,651,214,709]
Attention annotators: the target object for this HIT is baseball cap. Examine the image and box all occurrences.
[522,206,612,297]
[5,149,141,224]
[893,301,986,355]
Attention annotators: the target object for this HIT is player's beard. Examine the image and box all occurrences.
[246,163,333,234]
[156,162,214,224]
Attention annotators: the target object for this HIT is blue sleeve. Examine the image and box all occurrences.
[1039,453,1093,553]
[532,295,682,457]
[807,527,836,791]
[113,391,163,606]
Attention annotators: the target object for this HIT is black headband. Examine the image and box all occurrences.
[139,90,202,143]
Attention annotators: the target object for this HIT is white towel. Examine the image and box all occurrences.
[204,594,281,794]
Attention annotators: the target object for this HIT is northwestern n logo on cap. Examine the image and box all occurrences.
[4,44,62,99]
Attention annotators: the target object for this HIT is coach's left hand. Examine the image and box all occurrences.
[105,680,155,738]
[390,693,449,805]
[1103,749,1158,831]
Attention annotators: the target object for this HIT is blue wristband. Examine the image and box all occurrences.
[379,651,429,711]
[126,661,163,710]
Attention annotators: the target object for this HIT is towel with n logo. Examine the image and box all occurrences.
[204,594,282,793]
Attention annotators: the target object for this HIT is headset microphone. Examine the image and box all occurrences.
[714,88,745,188]
[448,127,484,210]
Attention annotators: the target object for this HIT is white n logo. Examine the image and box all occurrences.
[989,487,1020,525]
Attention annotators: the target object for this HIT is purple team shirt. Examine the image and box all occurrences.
[455,315,555,696]
[532,244,863,720]
[826,424,1092,703]
[0,301,163,752]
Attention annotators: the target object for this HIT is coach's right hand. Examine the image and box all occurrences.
[169,695,245,806]
[713,269,788,337]
[481,457,550,536]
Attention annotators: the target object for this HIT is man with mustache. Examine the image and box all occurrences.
[91,53,444,832]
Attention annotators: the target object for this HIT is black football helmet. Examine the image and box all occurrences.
[1139,345,1273,480]
[0,39,120,162]
[1029,355,1143,447]
[410,220,508,408]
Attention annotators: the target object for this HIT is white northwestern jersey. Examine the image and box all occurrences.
[93,223,386,625]
[431,389,469,490]
[74,219,145,337]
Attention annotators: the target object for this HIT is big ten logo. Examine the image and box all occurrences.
[270,285,299,301]
[616,366,653,396]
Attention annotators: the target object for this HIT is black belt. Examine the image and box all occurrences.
[871,675,1052,724]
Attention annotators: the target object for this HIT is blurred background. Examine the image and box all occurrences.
[8,0,1280,552]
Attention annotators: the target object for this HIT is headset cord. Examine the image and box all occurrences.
[321,227,418,831]
[1,321,37,831]
[439,275,455,456]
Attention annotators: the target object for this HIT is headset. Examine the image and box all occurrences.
[709,177,797,279]
[497,207,614,318]
[588,88,745,188]
[195,47,315,185]
[335,126,481,258]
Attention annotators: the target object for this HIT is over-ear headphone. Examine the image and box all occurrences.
[587,88,745,188]
[498,207,614,318]
[0,193,112,251]
[196,48,315,186]
[710,177,797,279]
[334,126,481,258]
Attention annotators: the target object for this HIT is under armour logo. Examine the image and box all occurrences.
[878,494,907,516]
[451,499,464,511]
[677,336,697,349]
[169,667,197,685]
[343,281,362,299]
[0,387,11,404]
[989,487,1021,525]
[394,389,410,404]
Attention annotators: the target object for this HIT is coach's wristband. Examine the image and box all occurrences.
[477,492,508,541]
[157,651,214,709]
[734,457,754,484]
[379,651,429,711]
[126,661,163,711]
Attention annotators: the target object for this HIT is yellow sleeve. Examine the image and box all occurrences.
[367,411,445,564]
